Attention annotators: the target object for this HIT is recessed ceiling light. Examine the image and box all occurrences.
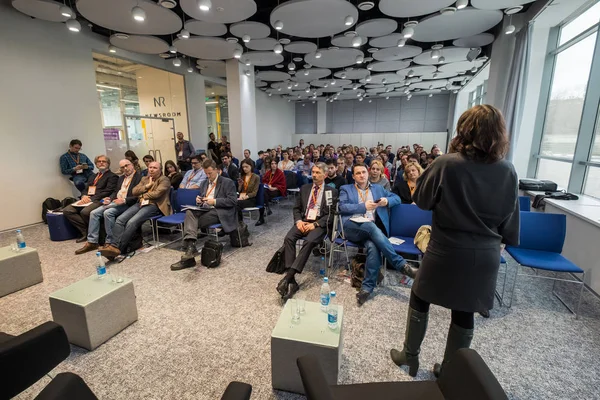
[276,64,284,69]
[198,0,212,11]
[114,33,129,40]
[293,57,302,62]
[367,48,378,53]
[226,37,239,43]
[344,31,357,38]
[158,0,177,8]
[279,38,291,44]
[159,53,170,58]
[131,6,146,22]
[505,6,523,15]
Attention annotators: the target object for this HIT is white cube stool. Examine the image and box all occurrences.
[0,246,43,297]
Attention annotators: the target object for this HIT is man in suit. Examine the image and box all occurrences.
[101,161,171,259]
[339,163,418,306]
[276,162,336,300]
[75,158,142,254]
[220,152,240,181]
[63,155,118,243]
[343,152,355,184]
[171,159,238,271]
[175,131,195,171]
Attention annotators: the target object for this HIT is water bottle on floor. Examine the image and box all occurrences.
[328,291,338,330]
[16,230,26,251]
[95,252,106,279]
[320,277,330,312]
[319,256,326,277]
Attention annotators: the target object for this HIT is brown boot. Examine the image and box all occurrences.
[75,242,99,255]
[100,245,121,259]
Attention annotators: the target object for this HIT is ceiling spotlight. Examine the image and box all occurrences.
[438,56,446,63]
[402,26,414,39]
[367,64,373,71]
[108,45,117,53]
[368,99,372,103]
[287,83,293,89]
[187,67,193,73]
[278,87,282,91]
[471,66,477,73]
[274,20,284,30]
[358,97,364,102]
[59,5,73,18]
[344,15,354,26]
[131,6,146,22]
[365,75,372,82]
[268,92,272,97]
[456,0,468,9]
[312,100,316,104]
[356,54,364,64]
[397,39,406,47]
[169,45,177,54]
[242,34,251,43]
[66,19,81,32]
[274,44,283,54]
[385,96,389,100]
[288,99,291,102]
[431,49,441,59]
[408,69,414,77]
[245,70,252,76]
[353,85,358,90]
[433,72,439,78]
[233,48,242,58]
[505,24,516,35]
[304,69,310,76]
[381,78,387,84]
[180,29,190,39]
[315,51,322,59]
[331,79,336,85]
[173,58,181,67]
[408,94,413,100]
[245,59,251,66]
[324,82,329,88]
[351,36,362,47]
[340,72,347,79]
[288,62,296,70]
[294,82,299,87]
[429,93,433,97]
[198,0,212,11]
[305,88,310,93]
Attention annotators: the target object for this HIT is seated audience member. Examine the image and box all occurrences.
[101,161,171,259]
[60,139,94,192]
[298,138,305,149]
[164,160,183,189]
[243,149,256,171]
[75,159,141,254]
[260,158,287,219]
[359,147,371,166]
[374,155,391,180]
[431,145,443,157]
[278,151,295,171]
[255,151,266,173]
[170,160,238,270]
[394,153,409,181]
[141,155,154,177]
[269,149,279,163]
[369,160,391,191]
[407,153,419,165]
[344,152,355,184]
[339,164,417,306]
[392,161,424,204]
[221,153,240,181]
[336,157,346,177]
[179,155,207,189]
[419,151,428,169]
[296,156,314,176]
[324,159,346,191]
[125,150,142,172]
[199,152,208,162]
[426,154,435,167]
[175,131,195,171]
[219,135,231,157]
[386,145,395,164]
[63,155,118,243]
[276,163,336,300]
[237,160,260,223]
[380,151,394,172]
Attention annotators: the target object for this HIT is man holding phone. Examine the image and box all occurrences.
[171,159,238,271]
[59,139,95,192]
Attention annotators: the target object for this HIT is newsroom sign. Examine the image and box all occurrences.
[144,96,182,118]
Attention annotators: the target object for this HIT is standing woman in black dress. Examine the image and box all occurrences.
[390,104,520,377]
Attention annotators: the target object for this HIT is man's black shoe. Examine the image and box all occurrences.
[356,290,370,306]
[170,257,196,271]
[283,282,300,301]
[276,277,289,297]
[479,310,490,318]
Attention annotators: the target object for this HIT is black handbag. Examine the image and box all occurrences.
[201,240,224,268]
[230,222,251,248]
[266,246,286,274]
[532,191,579,209]
[519,178,558,192]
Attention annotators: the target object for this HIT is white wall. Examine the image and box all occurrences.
[255,90,295,151]
[0,3,209,231]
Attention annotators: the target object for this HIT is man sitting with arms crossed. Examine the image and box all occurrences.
[63,155,118,243]
[324,159,346,191]
[276,162,336,300]
[101,161,171,259]
[75,159,141,254]
[179,155,207,189]
[340,163,418,306]
[171,159,238,271]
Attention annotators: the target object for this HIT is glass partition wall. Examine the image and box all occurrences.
[204,82,228,140]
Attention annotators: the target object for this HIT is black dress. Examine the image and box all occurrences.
[411,153,520,312]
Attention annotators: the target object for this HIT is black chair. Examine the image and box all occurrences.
[296,348,508,400]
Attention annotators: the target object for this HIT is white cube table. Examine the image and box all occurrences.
[0,246,43,297]
[271,300,344,394]
[49,275,138,350]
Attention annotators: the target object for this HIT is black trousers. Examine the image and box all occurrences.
[284,224,326,273]
[63,202,103,236]
[264,189,282,206]
[237,198,256,221]
[410,291,474,329]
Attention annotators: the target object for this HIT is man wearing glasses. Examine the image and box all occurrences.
[63,155,118,243]
[74,159,141,255]
[179,155,207,189]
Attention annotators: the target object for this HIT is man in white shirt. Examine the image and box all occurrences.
[179,155,207,189]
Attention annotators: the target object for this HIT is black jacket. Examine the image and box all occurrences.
[222,163,240,181]
[82,170,118,202]
[293,183,337,230]
[110,171,142,206]
[392,179,413,204]
[324,175,346,191]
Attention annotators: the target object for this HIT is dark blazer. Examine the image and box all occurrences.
[392,178,413,204]
[199,176,238,233]
[293,183,337,230]
[82,170,118,202]
[222,163,240,181]
[110,171,142,206]
[343,169,354,185]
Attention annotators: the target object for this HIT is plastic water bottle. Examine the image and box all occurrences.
[320,277,331,312]
[319,256,326,277]
[95,252,106,279]
[328,291,338,330]
[16,230,26,250]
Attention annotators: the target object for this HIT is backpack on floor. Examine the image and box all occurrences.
[42,198,61,223]
[266,246,286,274]
[201,240,224,268]
[61,197,78,208]
[230,222,251,248]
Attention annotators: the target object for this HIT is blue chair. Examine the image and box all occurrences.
[519,196,531,212]
[504,212,585,318]
[242,182,264,221]
[388,204,433,258]
[154,189,200,245]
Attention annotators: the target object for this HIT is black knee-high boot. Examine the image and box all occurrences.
[390,307,429,377]
[255,207,265,226]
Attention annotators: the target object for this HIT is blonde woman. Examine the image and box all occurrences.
[368,160,391,191]
[392,161,423,204]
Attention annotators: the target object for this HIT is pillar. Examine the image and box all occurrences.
[226,59,258,159]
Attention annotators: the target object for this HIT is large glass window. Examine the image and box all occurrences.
[559,1,600,45]
[468,80,487,108]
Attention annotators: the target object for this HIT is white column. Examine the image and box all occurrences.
[226,59,258,159]
[185,73,208,151]
[317,99,327,134]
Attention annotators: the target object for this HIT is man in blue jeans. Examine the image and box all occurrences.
[339,163,418,306]
[74,159,141,255]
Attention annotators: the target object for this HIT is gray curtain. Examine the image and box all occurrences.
[504,24,531,161]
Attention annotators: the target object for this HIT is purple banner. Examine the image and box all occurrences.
[103,128,120,140]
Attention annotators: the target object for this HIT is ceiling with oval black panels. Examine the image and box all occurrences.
[13,0,535,101]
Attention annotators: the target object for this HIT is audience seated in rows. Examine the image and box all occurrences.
[164,160,183,189]
[392,162,424,204]
[141,155,154,177]
[324,159,346,191]
[242,149,256,171]
[221,153,240,181]
[237,159,260,222]
[368,160,391,191]
[257,158,287,225]
[278,151,295,171]
[124,150,142,173]
[60,139,95,192]
[180,155,207,189]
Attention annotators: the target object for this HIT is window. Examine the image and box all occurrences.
[468,80,488,108]
[533,1,600,196]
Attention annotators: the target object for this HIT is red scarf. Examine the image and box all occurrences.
[263,169,287,196]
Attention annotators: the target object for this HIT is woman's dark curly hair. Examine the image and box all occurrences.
[450,104,509,163]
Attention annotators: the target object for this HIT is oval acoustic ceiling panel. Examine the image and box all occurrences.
[411,7,503,42]
[378,0,455,17]
[12,0,70,22]
[180,0,257,23]
[109,34,169,54]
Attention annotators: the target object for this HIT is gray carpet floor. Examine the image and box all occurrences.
[2,202,600,400]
